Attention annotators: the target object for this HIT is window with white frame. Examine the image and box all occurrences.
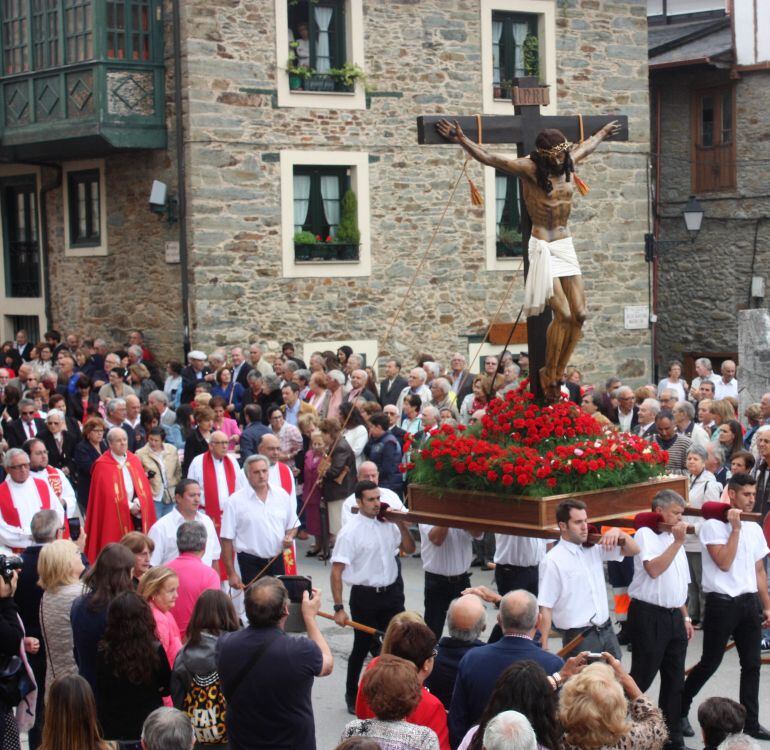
[480,0,556,116]
[280,150,370,278]
[495,170,523,258]
[275,0,366,110]
[63,160,108,256]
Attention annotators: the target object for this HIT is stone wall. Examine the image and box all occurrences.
[653,66,770,369]
[182,0,652,384]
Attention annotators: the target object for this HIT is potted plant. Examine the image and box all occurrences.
[523,34,539,78]
[287,45,314,90]
[310,234,326,260]
[497,226,523,257]
[293,230,316,261]
[328,62,367,92]
[334,189,361,260]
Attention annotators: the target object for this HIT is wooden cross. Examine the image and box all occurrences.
[417,76,629,401]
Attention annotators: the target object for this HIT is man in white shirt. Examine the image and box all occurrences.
[538,499,639,658]
[627,490,693,750]
[331,479,416,713]
[420,523,482,640]
[681,473,770,741]
[258,433,297,505]
[148,479,220,568]
[614,386,638,433]
[395,368,432,415]
[713,359,738,400]
[186,431,246,517]
[220,454,298,588]
[25,438,78,529]
[688,357,719,402]
[0,448,63,550]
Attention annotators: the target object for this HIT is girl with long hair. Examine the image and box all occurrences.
[95,592,170,747]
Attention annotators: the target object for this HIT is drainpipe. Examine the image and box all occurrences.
[171,0,191,357]
[38,163,62,331]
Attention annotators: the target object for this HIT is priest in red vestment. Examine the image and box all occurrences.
[84,427,156,561]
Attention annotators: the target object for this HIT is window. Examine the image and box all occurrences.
[106,0,151,61]
[63,160,108,256]
[693,86,735,192]
[32,0,60,70]
[287,0,347,92]
[67,169,101,247]
[275,0,366,110]
[2,0,29,75]
[64,0,93,62]
[495,171,523,257]
[280,150,371,278]
[480,0,556,116]
[492,12,538,101]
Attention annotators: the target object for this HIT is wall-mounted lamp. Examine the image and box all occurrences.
[644,195,705,262]
[149,180,178,225]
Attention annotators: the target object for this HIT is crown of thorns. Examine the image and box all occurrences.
[537,140,572,157]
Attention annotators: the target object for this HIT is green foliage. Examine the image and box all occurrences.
[335,190,360,245]
[286,47,315,78]
[293,230,317,245]
[498,226,523,248]
[328,62,367,88]
[523,34,539,77]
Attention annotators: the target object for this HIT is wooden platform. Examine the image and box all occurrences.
[405,476,689,536]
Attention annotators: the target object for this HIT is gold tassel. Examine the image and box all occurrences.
[573,173,590,196]
[468,177,483,206]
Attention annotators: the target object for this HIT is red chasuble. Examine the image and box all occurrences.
[202,452,237,581]
[84,451,156,562]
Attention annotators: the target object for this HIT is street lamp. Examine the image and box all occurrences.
[644,196,705,262]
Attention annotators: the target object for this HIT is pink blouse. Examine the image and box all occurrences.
[216,416,242,448]
[151,602,183,706]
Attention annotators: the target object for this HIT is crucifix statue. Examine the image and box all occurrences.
[417,77,628,403]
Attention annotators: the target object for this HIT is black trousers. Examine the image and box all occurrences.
[423,571,471,641]
[628,599,687,748]
[347,583,404,699]
[27,648,46,750]
[488,564,539,643]
[682,592,762,729]
[237,551,285,586]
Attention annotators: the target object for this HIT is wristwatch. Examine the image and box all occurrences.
[333,604,345,613]
[684,616,692,623]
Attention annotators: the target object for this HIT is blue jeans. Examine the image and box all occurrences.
[154,501,174,519]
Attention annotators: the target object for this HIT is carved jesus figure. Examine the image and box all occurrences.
[436,118,620,402]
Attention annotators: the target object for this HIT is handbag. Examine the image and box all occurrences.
[0,654,34,708]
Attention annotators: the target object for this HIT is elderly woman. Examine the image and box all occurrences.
[41,408,79,478]
[559,657,667,750]
[429,378,458,417]
[341,655,440,750]
[308,370,331,419]
[657,360,688,403]
[136,426,181,519]
[98,368,135,404]
[72,417,106,515]
[459,377,488,426]
[685,445,721,627]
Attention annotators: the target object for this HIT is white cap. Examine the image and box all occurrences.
[188,350,207,361]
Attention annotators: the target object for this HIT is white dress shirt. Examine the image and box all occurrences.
[538,539,622,629]
[187,453,246,511]
[714,378,738,400]
[494,535,547,567]
[111,452,135,504]
[699,519,769,596]
[341,488,402,526]
[220,484,298,559]
[331,512,401,587]
[0,477,63,549]
[618,409,634,433]
[268,462,296,506]
[419,525,476,576]
[148,507,221,567]
[628,527,690,608]
[30,467,78,520]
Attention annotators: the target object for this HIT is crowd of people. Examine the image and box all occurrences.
[0,328,768,750]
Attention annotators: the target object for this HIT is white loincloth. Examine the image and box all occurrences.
[523,236,581,318]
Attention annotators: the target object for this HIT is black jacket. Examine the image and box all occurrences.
[379,375,408,408]
[5,417,46,448]
[424,636,484,709]
[180,366,211,406]
[40,428,80,478]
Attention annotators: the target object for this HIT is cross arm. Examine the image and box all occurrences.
[417,114,629,146]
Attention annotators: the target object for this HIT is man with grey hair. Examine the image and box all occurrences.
[396,367,432,414]
[325,369,346,420]
[0,448,63,550]
[180,350,211,404]
[636,398,660,439]
[425,594,486,709]
[673,400,710,449]
[613,385,639,433]
[220,454,298,587]
[4,397,46,448]
[345,369,376,404]
[345,352,364,375]
[421,405,441,440]
[230,346,252,388]
[714,359,738,400]
[423,360,440,384]
[104,397,136,450]
[627,489,692,750]
[482,710,537,750]
[689,357,718,401]
[141,706,193,750]
[717,736,762,750]
[147,390,176,428]
[248,343,273,378]
[428,377,458,416]
[166,519,220,636]
[84,427,155,561]
[449,590,565,746]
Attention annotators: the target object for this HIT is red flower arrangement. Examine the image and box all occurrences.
[405,381,668,498]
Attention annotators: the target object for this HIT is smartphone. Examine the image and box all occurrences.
[278,575,312,604]
[586,653,605,663]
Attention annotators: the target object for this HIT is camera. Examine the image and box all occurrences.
[278,575,312,634]
[146,470,157,480]
[586,653,606,664]
[0,555,23,584]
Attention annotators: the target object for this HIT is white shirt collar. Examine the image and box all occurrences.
[111,451,127,465]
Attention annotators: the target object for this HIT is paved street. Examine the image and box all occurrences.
[293,537,770,750]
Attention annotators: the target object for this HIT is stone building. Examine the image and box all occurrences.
[649,0,770,380]
[1,0,652,382]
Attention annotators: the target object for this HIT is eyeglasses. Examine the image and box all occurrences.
[209,440,229,446]
[8,464,29,470]
[21,411,36,416]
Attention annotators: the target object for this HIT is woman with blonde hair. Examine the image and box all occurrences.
[39,539,86,692]
[137,566,182,684]
[558,656,666,750]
